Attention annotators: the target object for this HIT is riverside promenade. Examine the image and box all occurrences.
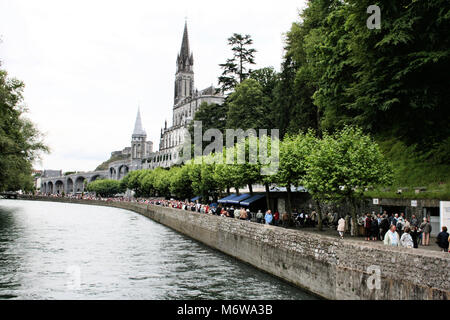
[15,195,450,300]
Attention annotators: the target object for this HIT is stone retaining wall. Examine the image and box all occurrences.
[17,196,450,300]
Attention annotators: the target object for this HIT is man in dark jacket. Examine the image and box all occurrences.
[436,226,449,252]
[379,215,390,241]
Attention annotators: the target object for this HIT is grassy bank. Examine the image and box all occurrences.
[365,138,450,200]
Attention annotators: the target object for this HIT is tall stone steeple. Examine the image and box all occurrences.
[132,107,147,137]
[131,108,147,160]
[174,21,195,105]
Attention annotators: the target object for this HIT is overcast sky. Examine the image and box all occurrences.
[0,0,307,172]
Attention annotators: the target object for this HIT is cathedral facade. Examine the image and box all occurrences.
[141,22,224,169]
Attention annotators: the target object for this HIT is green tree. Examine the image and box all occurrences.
[249,67,279,98]
[213,150,233,196]
[153,167,172,198]
[0,66,48,192]
[121,170,149,197]
[276,131,317,220]
[187,101,229,149]
[226,79,270,130]
[141,170,156,197]
[218,33,257,93]
[87,180,124,197]
[169,165,194,200]
[304,126,393,235]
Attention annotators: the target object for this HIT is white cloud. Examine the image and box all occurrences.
[0,0,307,172]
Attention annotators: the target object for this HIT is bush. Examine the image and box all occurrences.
[87,180,124,197]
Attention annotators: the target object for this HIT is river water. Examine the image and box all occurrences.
[0,200,315,300]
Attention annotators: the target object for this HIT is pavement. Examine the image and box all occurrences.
[282,224,447,253]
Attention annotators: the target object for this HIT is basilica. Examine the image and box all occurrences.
[118,22,224,171]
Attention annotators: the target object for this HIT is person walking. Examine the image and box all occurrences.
[400,227,414,248]
[384,225,400,247]
[411,215,419,228]
[436,226,449,253]
[420,218,432,246]
[396,215,405,237]
[379,214,389,241]
[337,217,346,239]
[364,213,372,241]
[273,211,280,227]
[281,212,289,228]
[265,210,273,225]
[234,208,240,219]
[239,208,248,221]
[256,210,263,224]
[370,217,379,241]
[410,226,420,249]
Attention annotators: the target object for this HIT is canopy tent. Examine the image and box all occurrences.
[191,196,202,202]
[227,194,251,205]
[218,194,239,204]
[240,194,265,206]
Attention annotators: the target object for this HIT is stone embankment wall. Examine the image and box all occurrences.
[18,196,450,300]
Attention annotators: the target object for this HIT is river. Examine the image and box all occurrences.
[0,200,315,300]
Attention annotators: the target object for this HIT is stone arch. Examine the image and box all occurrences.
[41,183,47,194]
[47,181,54,194]
[67,178,74,194]
[75,177,86,193]
[118,165,129,180]
[90,175,101,183]
[55,180,64,194]
[109,167,117,179]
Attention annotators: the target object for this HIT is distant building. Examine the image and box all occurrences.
[42,170,62,178]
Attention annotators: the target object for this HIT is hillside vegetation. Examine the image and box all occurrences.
[95,154,129,171]
[366,139,450,200]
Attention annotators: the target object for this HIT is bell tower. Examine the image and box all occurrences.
[174,22,194,105]
[131,108,147,160]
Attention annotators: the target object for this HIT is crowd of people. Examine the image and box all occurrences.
[345,211,449,252]
[147,199,450,252]
[36,193,449,253]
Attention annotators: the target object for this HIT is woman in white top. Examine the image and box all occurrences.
[400,227,414,248]
[337,217,346,239]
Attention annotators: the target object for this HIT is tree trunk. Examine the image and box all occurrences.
[226,187,230,195]
[248,184,253,195]
[350,198,358,237]
[235,187,240,196]
[265,183,271,212]
[316,199,323,231]
[286,184,292,218]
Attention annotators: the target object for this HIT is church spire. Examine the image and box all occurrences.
[177,21,194,73]
[181,21,190,60]
[132,107,146,137]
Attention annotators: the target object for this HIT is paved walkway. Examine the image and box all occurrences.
[284,225,446,253]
